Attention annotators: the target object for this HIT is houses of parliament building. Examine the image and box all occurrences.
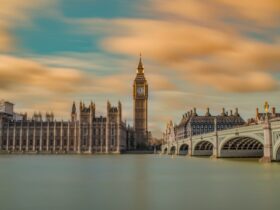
[0,57,149,154]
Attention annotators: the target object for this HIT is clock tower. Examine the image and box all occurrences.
[133,55,148,148]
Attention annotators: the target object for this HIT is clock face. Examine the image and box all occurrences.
[137,87,144,95]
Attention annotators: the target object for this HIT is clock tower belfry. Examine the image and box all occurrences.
[133,55,148,148]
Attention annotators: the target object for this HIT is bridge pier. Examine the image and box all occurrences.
[260,118,272,163]
[211,118,219,158]
[187,139,192,157]
[211,133,219,158]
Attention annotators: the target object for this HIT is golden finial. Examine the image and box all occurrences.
[264,101,269,114]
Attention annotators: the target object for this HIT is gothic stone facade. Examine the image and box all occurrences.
[133,56,148,148]
[0,101,127,154]
[164,107,245,143]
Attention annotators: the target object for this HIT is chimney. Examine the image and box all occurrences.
[230,110,233,116]
[193,107,197,116]
[221,108,225,116]
[272,107,276,115]
[234,108,239,116]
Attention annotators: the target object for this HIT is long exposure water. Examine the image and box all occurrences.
[0,155,279,210]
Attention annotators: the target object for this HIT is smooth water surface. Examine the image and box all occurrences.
[0,155,279,210]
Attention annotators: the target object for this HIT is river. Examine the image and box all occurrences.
[0,155,279,210]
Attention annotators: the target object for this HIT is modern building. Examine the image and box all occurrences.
[164,107,245,143]
[133,55,149,148]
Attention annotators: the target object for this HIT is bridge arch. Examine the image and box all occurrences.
[219,136,263,158]
[178,144,188,155]
[162,146,168,154]
[273,141,280,161]
[169,145,176,155]
[193,140,213,156]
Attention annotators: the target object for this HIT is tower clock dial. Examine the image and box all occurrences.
[137,87,144,96]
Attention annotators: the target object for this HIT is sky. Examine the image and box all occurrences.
[0,0,280,137]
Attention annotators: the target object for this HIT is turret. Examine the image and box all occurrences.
[23,112,28,121]
[51,112,54,120]
[45,112,50,121]
[107,101,111,113]
[79,101,83,112]
[205,107,211,116]
[118,101,122,123]
[38,112,42,121]
[71,101,77,122]
[90,101,95,123]
[33,112,42,122]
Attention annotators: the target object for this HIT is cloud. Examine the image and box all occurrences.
[189,70,278,92]
[0,55,87,93]
[0,25,13,52]
[78,0,280,93]
[151,0,280,27]
[0,0,55,52]
[216,0,280,25]
[99,19,235,63]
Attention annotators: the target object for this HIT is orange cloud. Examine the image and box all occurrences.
[79,0,280,93]
[0,0,55,52]
[100,19,235,63]
[189,70,278,92]
[0,55,86,93]
[152,0,280,27]
[216,0,280,25]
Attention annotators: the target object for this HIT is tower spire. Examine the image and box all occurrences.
[137,53,144,73]
[71,101,76,114]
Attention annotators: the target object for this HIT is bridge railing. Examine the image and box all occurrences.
[166,122,267,145]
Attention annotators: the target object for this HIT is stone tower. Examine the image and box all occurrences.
[71,102,77,122]
[133,55,148,148]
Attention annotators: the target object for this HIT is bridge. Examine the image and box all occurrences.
[161,118,280,162]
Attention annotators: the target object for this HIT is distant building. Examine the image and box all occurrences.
[0,100,14,118]
[164,107,245,143]
[0,101,128,153]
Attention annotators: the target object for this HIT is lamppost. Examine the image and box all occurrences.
[261,101,272,162]
[264,101,269,120]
